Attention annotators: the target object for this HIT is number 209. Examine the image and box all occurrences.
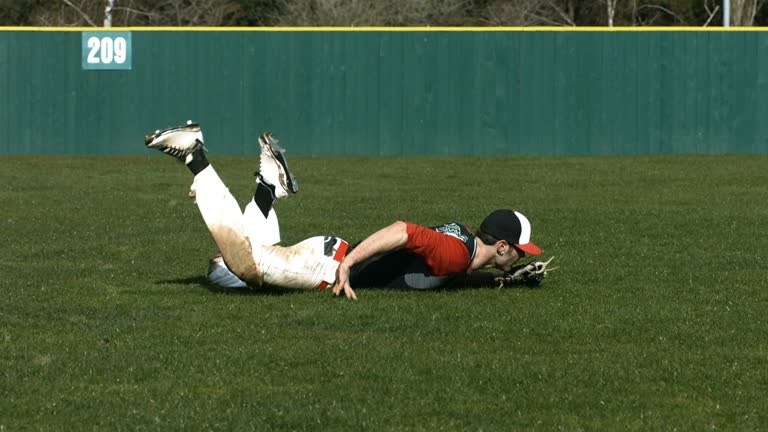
[86,36,127,64]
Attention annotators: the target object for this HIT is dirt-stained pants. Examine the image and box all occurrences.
[192,166,342,290]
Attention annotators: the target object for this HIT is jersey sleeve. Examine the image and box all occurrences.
[403,222,472,276]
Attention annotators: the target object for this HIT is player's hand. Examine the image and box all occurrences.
[332,263,357,300]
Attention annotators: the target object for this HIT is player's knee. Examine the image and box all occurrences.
[216,245,265,287]
[207,254,249,288]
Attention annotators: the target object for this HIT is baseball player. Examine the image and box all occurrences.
[145,121,555,300]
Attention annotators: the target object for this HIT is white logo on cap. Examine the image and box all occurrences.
[514,211,531,244]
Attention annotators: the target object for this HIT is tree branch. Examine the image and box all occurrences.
[112,6,155,19]
[637,4,685,25]
[702,2,720,27]
[61,0,98,26]
[545,0,576,26]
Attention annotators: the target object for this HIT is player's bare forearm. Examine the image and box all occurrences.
[341,221,409,268]
[332,221,409,300]
[458,271,502,288]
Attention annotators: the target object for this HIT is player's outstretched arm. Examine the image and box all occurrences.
[456,257,558,289]
[331,221,410,300]
[458,271,502,287]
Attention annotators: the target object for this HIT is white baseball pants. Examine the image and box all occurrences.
[192,166,345,290]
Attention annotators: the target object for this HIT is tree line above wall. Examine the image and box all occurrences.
[0,0,765,27]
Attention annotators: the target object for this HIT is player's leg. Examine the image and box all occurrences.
[243,132,299,245]
[207,176,281,289]
[243,175,282,247]
[257,236,349,290]
[145,122,346,290]
[207,252,248,289]
[208,133,299,287]
[242,135,352,289]
[206,236,348,290]
[190,165,267,284]
[145,121,261,284]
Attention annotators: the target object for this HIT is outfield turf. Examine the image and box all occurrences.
[1,155,767,431]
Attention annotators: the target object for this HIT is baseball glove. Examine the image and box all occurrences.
[494,256,558,288]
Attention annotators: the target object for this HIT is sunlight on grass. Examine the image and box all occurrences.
[1,155,767,430]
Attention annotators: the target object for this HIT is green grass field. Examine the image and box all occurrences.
[2,154,767,431]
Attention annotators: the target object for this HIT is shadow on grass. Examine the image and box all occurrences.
[355,283,547,293]
[157,276,547,297]
[157,275,298,296]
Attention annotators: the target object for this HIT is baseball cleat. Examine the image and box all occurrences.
[257,133,298,198]
[144,120,206,163]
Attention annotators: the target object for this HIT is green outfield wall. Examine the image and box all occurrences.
[1,28,767,156]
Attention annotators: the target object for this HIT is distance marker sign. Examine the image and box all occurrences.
[82,32,132,70]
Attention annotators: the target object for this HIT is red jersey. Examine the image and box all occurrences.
[349,222,477,290]
[404,222,475,276]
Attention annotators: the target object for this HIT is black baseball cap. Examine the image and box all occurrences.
[479,209,541,255]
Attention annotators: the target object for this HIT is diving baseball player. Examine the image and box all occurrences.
[144,121,555,300]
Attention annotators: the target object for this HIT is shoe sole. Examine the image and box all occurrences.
[261,133,299,194]
[144,123,201,148]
